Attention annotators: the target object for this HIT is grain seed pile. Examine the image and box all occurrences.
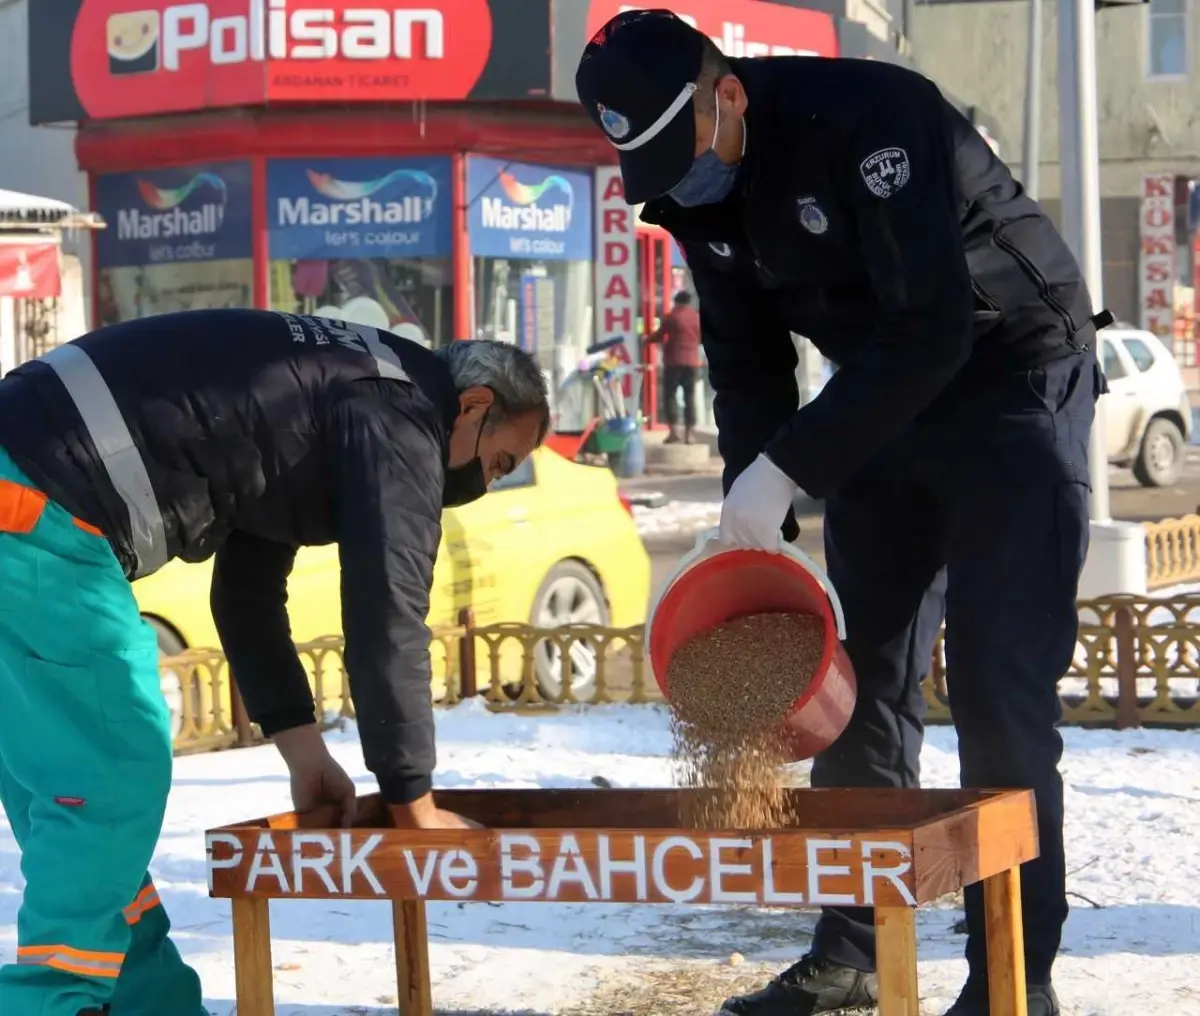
[666,612,826,829]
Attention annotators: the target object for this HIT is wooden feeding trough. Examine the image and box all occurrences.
[206,787,1038,1016]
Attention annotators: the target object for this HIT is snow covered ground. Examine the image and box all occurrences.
[1,703,1198,1015]
[633,499,721,543]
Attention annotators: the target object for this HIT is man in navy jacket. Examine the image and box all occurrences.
[578,11,1109,1016]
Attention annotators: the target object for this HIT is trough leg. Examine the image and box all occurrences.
[984,867,1028,1016]
[231,897,275,1016]
[874,906,920,1016]
[393,900,433,1016]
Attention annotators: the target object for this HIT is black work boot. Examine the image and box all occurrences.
[718,954,878,1016]
[944,982,1060,1016]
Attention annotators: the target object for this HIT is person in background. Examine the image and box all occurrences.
[576,10,1111,1016]
[647,290,703,443]
[0,309,548,1016]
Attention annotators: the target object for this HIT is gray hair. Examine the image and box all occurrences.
[434,339,551,442]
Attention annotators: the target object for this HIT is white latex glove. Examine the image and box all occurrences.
[718,453,800,552]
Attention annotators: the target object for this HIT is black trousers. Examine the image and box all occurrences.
[662,365,699,427]
[810,351,1101,990]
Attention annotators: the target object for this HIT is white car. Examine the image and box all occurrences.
[1100,325,1193,487]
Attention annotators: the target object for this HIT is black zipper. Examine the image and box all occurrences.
[993,232,1084,348]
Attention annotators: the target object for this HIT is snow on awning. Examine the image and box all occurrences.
[0,188,104,230]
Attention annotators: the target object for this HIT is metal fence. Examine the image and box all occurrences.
[161,594,1200,755]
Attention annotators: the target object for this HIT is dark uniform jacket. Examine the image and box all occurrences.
[0,309,456,805]
[640,57,1104,512]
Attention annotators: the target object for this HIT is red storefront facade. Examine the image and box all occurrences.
[30,0,840,423]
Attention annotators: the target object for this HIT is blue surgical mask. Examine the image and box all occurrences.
[670,90,745,208]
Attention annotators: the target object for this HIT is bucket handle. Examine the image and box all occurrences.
[646,528,847,645]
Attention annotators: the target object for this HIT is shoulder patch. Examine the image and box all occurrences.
[859,148,911,199]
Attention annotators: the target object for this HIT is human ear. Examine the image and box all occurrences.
[717,74,748,116]
[458,385,494,416]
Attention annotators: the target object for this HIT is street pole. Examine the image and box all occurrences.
[1022,0,1042,199]
[1057,0,1111,523]
[1057,0,1146,598]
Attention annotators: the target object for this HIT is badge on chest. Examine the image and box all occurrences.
[795,196,829,236]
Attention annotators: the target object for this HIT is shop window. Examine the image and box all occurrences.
[93,162,253,325]
[1147,0,1188,78]
[266,157,453,346]
[269,258,451,347]
[472,258,593,354]
[466,156,594,429]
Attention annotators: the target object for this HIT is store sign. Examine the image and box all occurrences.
[0,241,63,300]
[1139,172,1176,340]
[30,0,556,123]
[267,157,452,259]
[585,1,838,59]
[94,161,253,268]
[466,157,593,262]
[593,167,637,357]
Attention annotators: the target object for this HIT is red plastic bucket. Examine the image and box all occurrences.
[647,531,857,761]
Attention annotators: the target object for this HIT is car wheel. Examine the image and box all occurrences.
[146,617,189,741]
[531,561,609,702]
[1133,416,1185,487]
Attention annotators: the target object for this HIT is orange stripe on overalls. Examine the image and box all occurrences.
[73,516,105,537]
[0,476,105,538]
[0,479,47,534]
[16,944,125,978]
[123,883,162,926]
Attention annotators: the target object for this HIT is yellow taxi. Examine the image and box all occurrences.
[135,448,652,729]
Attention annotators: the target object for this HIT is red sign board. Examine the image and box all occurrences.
[33,0,532,122]
[0,242,62,300]
[73,0,492,117]
[585,1,838,59]
[1139,173,1176,340]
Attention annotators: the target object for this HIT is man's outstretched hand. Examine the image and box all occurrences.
[390,793,483,830]
[273,724,359,828]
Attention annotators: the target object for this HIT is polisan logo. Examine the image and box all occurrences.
[117,0,448,72]
[69,0,495,119]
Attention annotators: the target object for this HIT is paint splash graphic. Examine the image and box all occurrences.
[498,171,574,214]
[306,168,438,215]
[136,173,226,210]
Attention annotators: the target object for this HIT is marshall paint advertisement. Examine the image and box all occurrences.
[466,156,593,262]
[28,0,553,123]
[93,161,253,268]
[267,156,453,260]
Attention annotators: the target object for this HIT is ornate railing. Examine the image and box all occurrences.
[1144,514,1200,589]
[162,595,1200,754]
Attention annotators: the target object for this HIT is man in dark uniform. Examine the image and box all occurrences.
[577,11,1109,1016]
[0,309,548,1016]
